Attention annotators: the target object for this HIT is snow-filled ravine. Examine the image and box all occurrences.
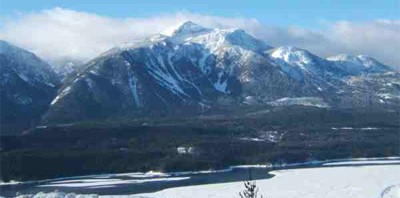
[1,158,400,198]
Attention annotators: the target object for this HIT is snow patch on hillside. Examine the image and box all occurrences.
[213,72,228,93]
[268,97,329,108]
[50,86,72,105]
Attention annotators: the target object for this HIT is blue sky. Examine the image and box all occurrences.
[1,0,399,28]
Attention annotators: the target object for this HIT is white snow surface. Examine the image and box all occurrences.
[331,127,382,130]
[39,177,190,188]
[324,160,400,166]
[213,72,228,93]
[268,97,329,108]
[11,159,400,198]
[14,191,99,198]
[270,46,313,69]
[327,54,377,68]
[161,21,211,37]
[381,184,400,198]
[16,184,398,198]
[327,54,390,74]
[109,171,169,178]
[50,86,72,105]
[133,165,400,198]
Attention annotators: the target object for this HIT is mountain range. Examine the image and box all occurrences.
[1,21,399,133]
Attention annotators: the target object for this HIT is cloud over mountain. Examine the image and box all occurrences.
[0,7,399,68]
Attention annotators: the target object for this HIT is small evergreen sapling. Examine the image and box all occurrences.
[239,169,265,198]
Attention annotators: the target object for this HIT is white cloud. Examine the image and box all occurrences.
[0,7,399,69]
[247,20,400,68]
[327,20,400,67]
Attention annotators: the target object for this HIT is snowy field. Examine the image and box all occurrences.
[134,165,400,198]
[12,164,400,198]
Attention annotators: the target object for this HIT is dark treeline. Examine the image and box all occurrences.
[1,106,399,181]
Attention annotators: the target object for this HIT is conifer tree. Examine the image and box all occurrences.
[239,169,265,198]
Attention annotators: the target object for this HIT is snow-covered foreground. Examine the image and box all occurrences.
[134,165,400,198]
[9,163,400,198]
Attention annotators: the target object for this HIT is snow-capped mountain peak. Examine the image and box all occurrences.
[270,46,314,67]
[356,55,382,68]
[41,23,399,124]
[222,28,271,52]
[161,21,211,37]
[327,54,392,74]
[160,22,271,52]
[327,54,378,67]
[268,46,348,87]
[116,21,271,58]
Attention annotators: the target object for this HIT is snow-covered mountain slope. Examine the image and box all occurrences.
[42,22,396,124]
[0,40,59,134]
[43,22,307,123]
[268,46,349,91]
[327,54,392,75]
[0,40,59,86]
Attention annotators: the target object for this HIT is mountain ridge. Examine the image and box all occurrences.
[0,22,397,129]
[41,22,397,124]
[0,40,60,134]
